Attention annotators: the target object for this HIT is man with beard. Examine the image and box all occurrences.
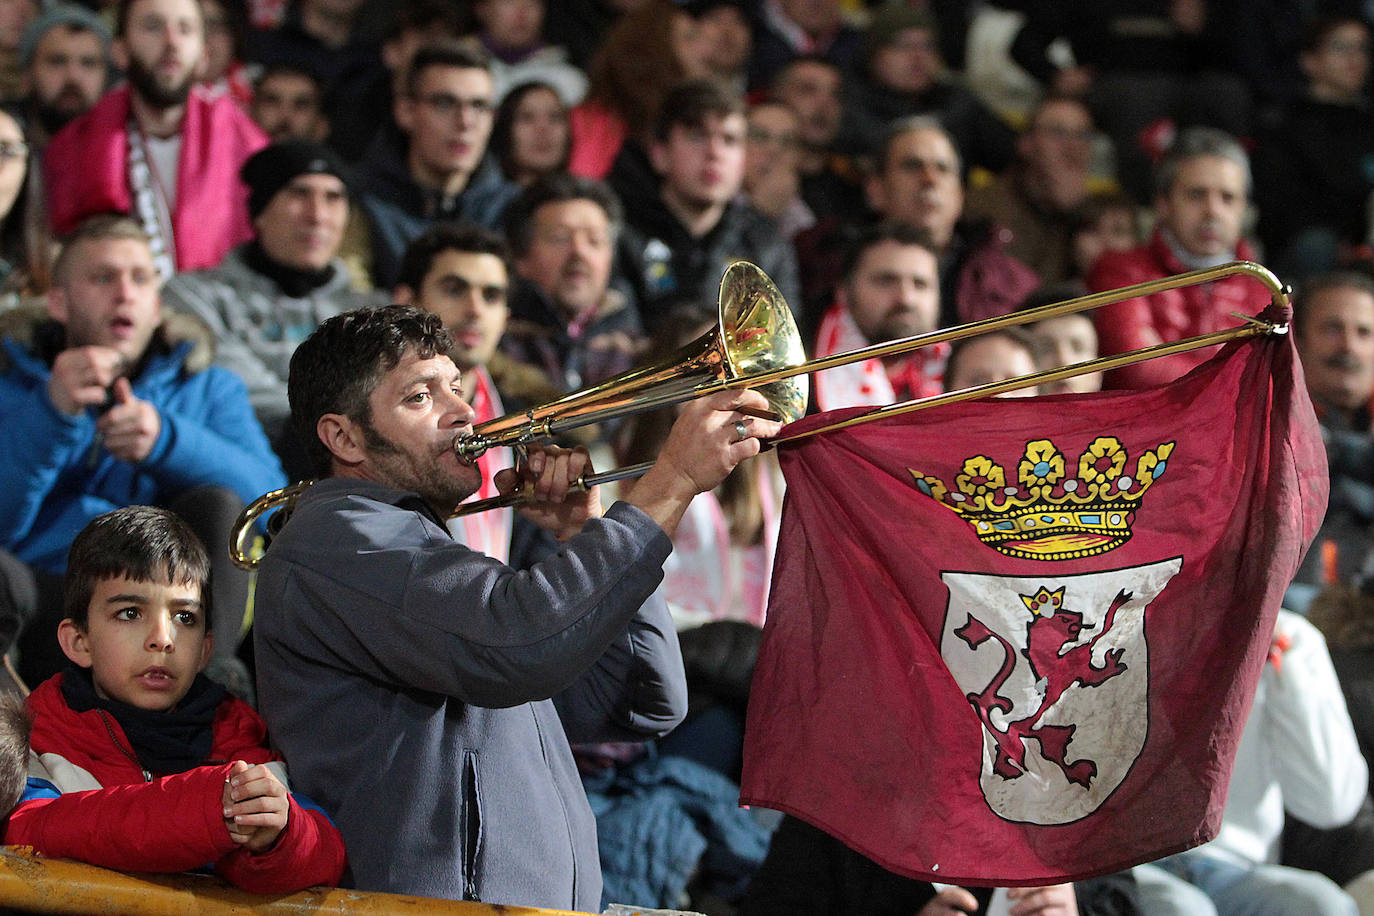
[811,222,945,411]
[43,0,266,276]
[13,5,111,150]
[252,303,780,908]
[1088,127,1270,389]
[249,64,329,143]
[394,222,574,566]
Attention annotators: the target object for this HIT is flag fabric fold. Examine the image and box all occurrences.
[740,333,1328,886]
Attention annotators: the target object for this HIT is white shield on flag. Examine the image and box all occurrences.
[939,559,1181,825]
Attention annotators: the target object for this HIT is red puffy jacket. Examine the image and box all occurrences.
[7,674,346,894]
[1088,231,1273,389]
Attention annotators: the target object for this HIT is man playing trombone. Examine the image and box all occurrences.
[250,304,781,910]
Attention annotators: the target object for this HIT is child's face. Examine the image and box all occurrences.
[1032,314,1102,394]
[59,574,212,711]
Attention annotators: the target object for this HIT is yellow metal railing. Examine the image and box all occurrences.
[0,846,592,915]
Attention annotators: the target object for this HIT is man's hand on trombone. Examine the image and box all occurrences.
[624,389,783,537]
[493,444,603,542]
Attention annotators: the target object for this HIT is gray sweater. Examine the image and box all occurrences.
[161,246,385,433]
[253,478,685,909]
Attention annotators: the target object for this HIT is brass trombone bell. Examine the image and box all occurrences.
[230,259,1290,570]
[454,260,809,460]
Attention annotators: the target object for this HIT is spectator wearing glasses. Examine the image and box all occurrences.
[0,108,45,301]
[741,99,814,242]
[965,95,1102,284]
[1253,15,1374,283]
[356,42,518,289]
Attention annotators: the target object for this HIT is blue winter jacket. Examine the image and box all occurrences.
[0,310,286,573]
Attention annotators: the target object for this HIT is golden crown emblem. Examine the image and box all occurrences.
[910,437,1175,561]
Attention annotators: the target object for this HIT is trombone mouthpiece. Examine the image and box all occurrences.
[454,434,491,462]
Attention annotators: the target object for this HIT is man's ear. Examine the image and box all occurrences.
[864,175,887,215]
[46,286,68,324]
[381,36,405,73]
[57,619,93,669]
[317,413,367,466]
[649,139,670,177]
[394,94,416,134]
[1298,51,1317,82]
[392,283,414,306]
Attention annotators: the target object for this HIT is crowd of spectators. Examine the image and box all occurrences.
[6,0,1374,913]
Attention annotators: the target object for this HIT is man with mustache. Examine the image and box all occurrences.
[13,4,111,150]
[1087,127,1271,389]
[162,141,384,478]
[253,303,781,908]
[42,0,267,276]
[501,172,644,399]
[1289,271,1374,601]
[811,221,946,411]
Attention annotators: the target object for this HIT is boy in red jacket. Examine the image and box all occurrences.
[4,506,346,893]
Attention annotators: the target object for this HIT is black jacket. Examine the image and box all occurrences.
[619,197,802,334]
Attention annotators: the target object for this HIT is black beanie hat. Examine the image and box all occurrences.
[241,141,351,219]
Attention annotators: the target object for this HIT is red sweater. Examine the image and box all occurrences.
[1088,231,1273,389]
[6,674,346,894]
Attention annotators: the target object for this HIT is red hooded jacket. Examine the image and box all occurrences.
[6,674,346,894]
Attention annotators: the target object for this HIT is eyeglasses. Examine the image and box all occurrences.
[414,93,493,118]
[747,126,800,148]
[0,140,28,162]
[1322,39,1370,55]
[886,34,937,52]
[1034,125,1095,143]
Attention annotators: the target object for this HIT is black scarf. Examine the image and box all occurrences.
[61,665,228,776]
[242,240,336,298]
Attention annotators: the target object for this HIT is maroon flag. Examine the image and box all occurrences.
[740,333,1329,885]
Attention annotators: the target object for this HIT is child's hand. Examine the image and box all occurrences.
[222,760,290,853]
[221,769,253,845]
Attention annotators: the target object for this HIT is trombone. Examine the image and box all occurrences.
[230,259,1290,570]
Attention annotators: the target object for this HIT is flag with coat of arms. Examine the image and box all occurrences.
[739,329,1329,885]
